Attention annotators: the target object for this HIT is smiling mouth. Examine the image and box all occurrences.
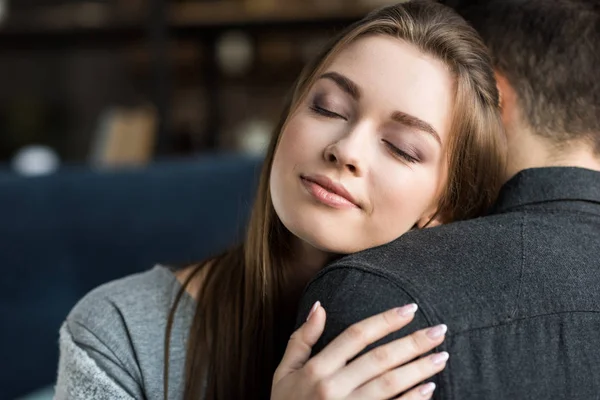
[300,176,360,210]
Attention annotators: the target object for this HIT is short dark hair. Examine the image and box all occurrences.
[454,0,600,151]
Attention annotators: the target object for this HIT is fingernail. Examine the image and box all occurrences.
[396,303,418,317]
[426,324,448,339]
[306,301,320,322]
[431,351,450,365]
[419,382,436,396]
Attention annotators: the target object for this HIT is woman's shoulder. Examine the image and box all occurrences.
[67,265,191,330]
[61,265,195,399]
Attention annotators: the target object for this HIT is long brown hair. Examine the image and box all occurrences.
[164,1,506,399]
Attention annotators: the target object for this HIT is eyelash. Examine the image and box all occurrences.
[383,140,419,163]
[310,102,418,164]
[310,104,347,120]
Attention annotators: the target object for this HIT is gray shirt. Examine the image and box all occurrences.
[59,265,195,399]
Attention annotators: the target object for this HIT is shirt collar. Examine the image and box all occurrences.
[492,167,600,214]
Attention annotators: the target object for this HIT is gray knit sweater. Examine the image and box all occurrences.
[55,266,195,400]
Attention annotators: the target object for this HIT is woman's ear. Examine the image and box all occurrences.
[416,211,443,229]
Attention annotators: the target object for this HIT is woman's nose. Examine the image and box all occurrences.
[323,125,370,176]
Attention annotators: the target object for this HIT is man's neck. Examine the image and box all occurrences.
[505,129,600,181]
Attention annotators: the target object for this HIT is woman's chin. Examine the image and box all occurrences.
[280,213,379,255]
[295,230,370,256]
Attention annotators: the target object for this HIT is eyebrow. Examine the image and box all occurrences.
[319,71,441,144]
[391,111,441,144]
[319,71,361,100]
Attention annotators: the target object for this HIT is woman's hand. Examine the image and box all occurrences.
[272,302,448,400]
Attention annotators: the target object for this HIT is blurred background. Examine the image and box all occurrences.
[0,1,461,399]
[0,0,462,172]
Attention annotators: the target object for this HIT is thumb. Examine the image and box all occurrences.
[273,301,326,383]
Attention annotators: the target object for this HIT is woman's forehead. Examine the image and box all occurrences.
[320,35,456,144]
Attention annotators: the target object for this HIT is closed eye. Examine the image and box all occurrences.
[310,104,347,121]
[383,140,419,163]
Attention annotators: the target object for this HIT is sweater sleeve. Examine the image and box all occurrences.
[54,286,146,400]
[53,266,195,400]
[54,324,138,400]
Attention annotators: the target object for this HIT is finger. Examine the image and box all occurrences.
[398,382,437,400]
[273,302,326,383]
[349,351,449,399]
[307,304,419,377]
[329,324,447,393]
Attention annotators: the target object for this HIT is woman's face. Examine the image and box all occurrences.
[270,35,454,255]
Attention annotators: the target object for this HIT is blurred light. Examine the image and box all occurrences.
[236,119,273,156]
[359,0,409,5]
[0,0,7,25]
[11,145,60,176]
[76,3,109,28]
[216,31,254,77]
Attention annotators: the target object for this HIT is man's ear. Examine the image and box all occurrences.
[494,70,518,127]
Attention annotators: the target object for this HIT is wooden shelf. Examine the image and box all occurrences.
[0,3,142,50]
[170,2,372,28]
[0,2,372,50]
[0,1,378,156]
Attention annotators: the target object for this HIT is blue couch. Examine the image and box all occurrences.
[0,154,262,399]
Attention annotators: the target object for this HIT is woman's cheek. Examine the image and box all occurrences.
[379,170,438,217]
[280,118,320,153]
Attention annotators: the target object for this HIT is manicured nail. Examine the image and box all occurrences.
[306,301,320,322]
[431,351,450,365]
[396,303,418,317]
[419,382,436,396]
[426,324,448,339]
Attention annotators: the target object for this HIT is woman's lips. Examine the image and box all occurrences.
[300,175,360,209]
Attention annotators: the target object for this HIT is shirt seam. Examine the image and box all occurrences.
[496,201,600,216]
[314,264,600,334]
[510,212,526,318]
[450,310,600,336]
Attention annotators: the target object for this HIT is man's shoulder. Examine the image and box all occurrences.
[346,213,520,275]
[316,214,524,330]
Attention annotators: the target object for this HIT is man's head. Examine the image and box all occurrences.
[454,0,600,178]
